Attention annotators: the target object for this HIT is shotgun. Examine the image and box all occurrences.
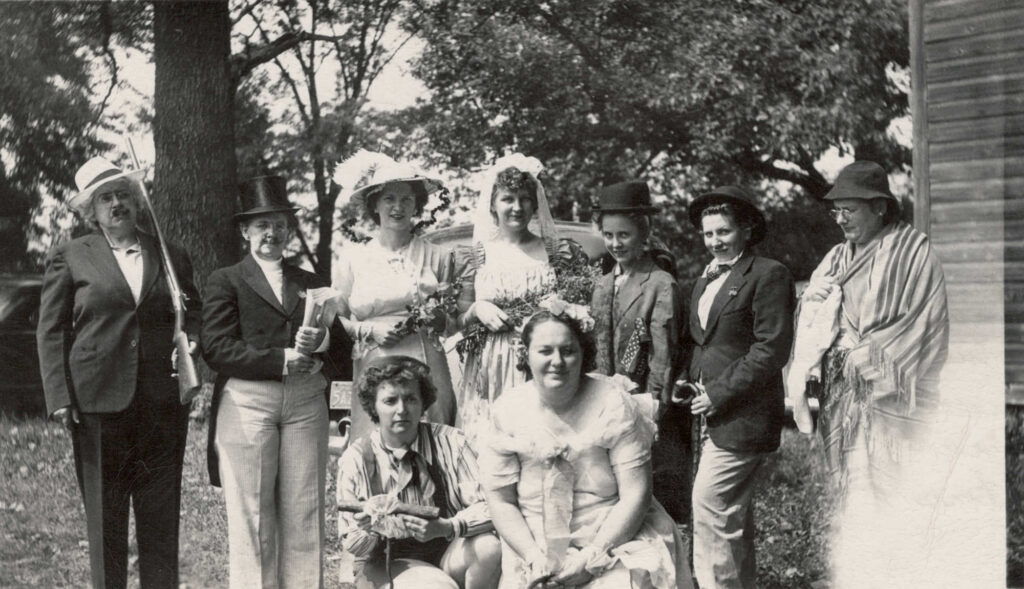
[125,138,201,404]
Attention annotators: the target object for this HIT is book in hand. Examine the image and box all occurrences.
[302,286,339,327]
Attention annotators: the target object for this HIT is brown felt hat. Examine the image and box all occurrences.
[823,161,898,203]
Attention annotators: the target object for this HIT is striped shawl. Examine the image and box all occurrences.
[812,221,949,414]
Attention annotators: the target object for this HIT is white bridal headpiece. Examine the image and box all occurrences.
[470,153,560,251]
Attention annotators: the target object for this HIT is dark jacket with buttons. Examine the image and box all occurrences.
[202,254,352,485]
[684,252,795,453]
[36,231,200,414]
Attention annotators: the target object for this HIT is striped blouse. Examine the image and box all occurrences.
[337,422,492,555]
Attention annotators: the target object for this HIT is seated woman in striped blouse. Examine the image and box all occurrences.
[336,355,502,589]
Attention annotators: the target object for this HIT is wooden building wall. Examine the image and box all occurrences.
[911,0,1024,401]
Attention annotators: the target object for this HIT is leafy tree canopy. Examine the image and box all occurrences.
[402,0,909,278]
[0,1,148,269]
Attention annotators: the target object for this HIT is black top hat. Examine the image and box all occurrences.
[234,175,299,221]
[823,161,898,203]
[688,185,767,246]
[595,180,660,214]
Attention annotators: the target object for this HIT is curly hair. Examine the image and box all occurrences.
[515,310,597,379]
[355,358,438,423]
[364,181,429,225]
[700,202,755,233]
[490,167,539,213]
[594,210,652,238]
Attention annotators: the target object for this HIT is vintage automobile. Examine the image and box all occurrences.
[0,274,45,417]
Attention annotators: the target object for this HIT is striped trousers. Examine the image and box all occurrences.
[216,372,329,589]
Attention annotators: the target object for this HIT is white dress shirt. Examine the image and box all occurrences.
[107,237,144,305]
[252,255,285,304]
[697,252,744,330]
[251,255,329,375]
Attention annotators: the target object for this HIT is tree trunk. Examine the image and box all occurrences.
[153,0,238,289]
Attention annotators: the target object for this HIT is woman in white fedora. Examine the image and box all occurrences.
[36,156,200,588]
[331,151,459,442]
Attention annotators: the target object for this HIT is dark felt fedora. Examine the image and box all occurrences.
[234,175,299,221]
[824,161,898,203]
[688,185,767,246]
[595,180,659,214]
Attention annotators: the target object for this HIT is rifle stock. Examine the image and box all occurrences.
[174,330,201,402]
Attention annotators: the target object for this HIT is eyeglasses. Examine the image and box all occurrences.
[95,190,133,204]
[828,207,860,220]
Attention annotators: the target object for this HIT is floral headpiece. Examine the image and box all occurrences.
[537,294,595,334]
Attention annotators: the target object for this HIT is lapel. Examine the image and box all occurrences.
[82,233,136,306]
[137,232,162,304]
[240,255,287,316]
[281,264,303,319]
[702,252,754,339]
[690,276,709,345]
[614,257,654,331]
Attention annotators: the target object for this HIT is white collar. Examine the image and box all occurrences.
[102,233,140,252]
[704,251,744,275]
[251,254,283,274]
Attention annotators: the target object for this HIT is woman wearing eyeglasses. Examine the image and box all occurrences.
[788,162,949,583]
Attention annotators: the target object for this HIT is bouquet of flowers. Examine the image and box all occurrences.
[455,252,602,361]
[389,282,463,350]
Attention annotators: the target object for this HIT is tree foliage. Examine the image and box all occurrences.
[0,1,147,270]
[403,0,907,278]
[228,0,418,278]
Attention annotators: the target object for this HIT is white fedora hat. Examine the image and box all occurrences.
[332,150,442,213]
[69,157,147,212]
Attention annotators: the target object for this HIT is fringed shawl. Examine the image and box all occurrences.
[813,221,949,414]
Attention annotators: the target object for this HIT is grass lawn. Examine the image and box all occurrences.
[0,413,832,588]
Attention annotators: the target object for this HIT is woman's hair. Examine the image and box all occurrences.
[594,210,652,238]
[364,181,429,225]
[515,310,597,378]
[490,167,539,216]
[80,180,146,229]
[356,359,438,423]
[700,202,754,233]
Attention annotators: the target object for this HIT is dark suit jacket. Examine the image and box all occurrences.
[36,231,200,414]
[202,254,351,485]
[591,255,683,402]
[685,253,794,453]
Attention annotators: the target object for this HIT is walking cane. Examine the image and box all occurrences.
[124,138,201,404]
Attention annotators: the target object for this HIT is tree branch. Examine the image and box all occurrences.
[739,157,831,199]
[231,31,359,84]
[89,2,118,134]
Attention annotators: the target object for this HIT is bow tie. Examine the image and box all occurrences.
[706,263,732,282]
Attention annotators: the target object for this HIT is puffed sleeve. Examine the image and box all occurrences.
[331,246,355,317]
[477,399,525,490]
[598,383,657,474]
[452,243,480,313]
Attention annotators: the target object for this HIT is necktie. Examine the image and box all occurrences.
[706,263,732,282]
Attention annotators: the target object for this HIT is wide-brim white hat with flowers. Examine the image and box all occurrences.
[69,156,147,212]
[332,150,443,211]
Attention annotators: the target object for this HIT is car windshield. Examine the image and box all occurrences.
[0,278,41,329]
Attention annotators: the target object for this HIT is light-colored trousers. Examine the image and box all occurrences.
[217,372,329,589]
[692,438,768,589]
